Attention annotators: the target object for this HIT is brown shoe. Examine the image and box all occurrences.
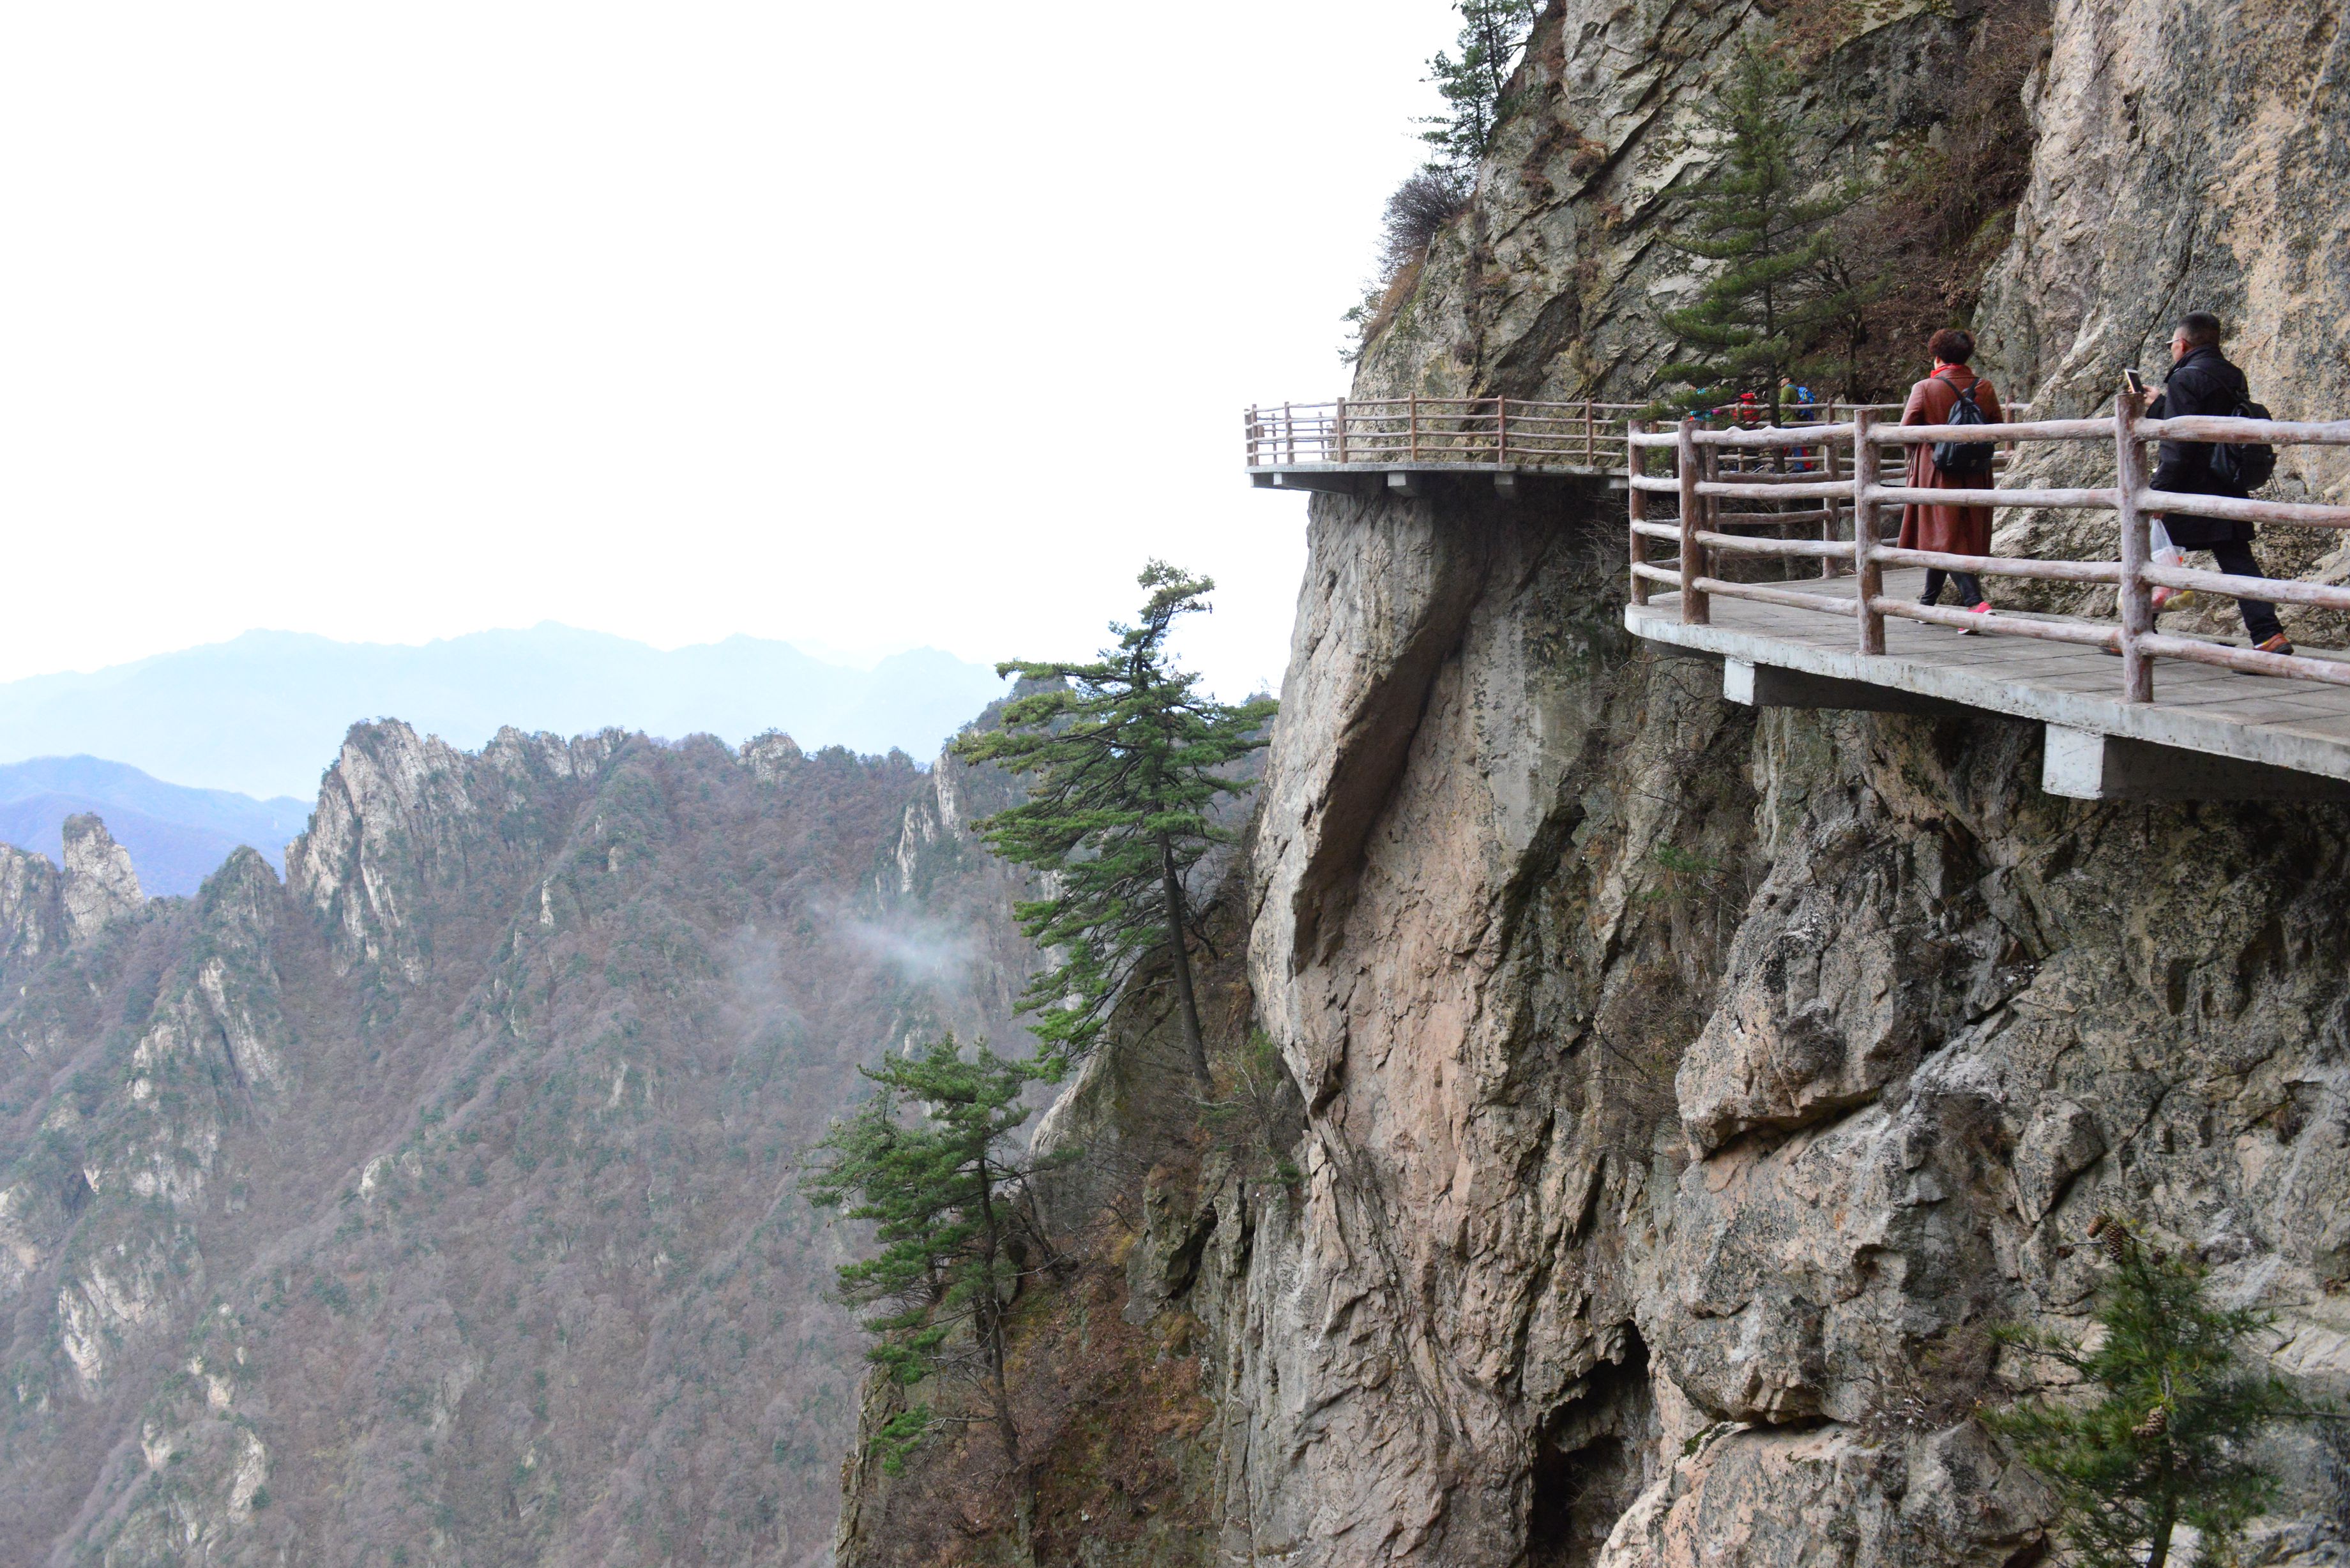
[2254,633,2296,658]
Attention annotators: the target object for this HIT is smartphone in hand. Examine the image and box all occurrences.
[2124,368,2148,396]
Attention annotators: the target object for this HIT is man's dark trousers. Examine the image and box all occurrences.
[2201,539,2286,644]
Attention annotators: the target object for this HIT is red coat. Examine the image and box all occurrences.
[1897,368,2004,556]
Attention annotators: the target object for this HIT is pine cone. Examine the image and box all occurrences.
[2134,1406,2169,1439]
[2086,1214,2111,1240]
[2103,1226,2129,1263]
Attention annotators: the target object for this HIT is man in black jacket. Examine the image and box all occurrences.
[2146,311,2291,654]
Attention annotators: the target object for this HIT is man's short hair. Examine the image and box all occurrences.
[2175,312,2224,349]
[1927,328,1976,365]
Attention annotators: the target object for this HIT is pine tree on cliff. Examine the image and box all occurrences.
[951,562,1276,1086]
[1656,40,1867,421]
[800,1036,1069,1471]
[1989,1214,2316,1568]
[1421,0,1540,176]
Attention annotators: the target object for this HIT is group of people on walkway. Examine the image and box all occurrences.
[1896,315,2293,657]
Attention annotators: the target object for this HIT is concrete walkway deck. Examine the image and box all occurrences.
[1626,569,2350,799]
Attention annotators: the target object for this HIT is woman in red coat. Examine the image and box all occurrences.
[1897,327,2005,619]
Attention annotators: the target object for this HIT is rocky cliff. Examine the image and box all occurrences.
[835,1,2350,1564]
[0,719,1034,1566]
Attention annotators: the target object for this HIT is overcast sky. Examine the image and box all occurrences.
[1,2,1464,700]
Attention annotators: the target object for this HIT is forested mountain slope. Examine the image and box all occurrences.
[0,718,1031,1566]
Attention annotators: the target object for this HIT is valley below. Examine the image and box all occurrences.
[1,720,1034,1565]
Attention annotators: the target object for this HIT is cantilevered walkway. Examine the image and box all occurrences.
[1247,391,2350,801]
[1245,396,1651,498]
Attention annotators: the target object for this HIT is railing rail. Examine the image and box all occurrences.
[1243,398,1654,469]
[1625,396,2350,700]
[1243,396,2033,475]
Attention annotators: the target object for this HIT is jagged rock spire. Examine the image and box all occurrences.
[61,814,141,943]
[0,843,64,963]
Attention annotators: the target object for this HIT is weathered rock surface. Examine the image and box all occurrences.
[1354,0,2025,407]
[1595,1420,2048,1568]
[1172,485,2350,1565]
[0,843,62,963]
[1975,0,2349,630]
[59,813,141,944]
[880,3,2350,1560]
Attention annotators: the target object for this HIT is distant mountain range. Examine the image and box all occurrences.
[0,757,311,897]
[0,624,1008,799]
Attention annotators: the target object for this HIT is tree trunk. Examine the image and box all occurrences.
[974,1174,1021,1466]
[2145,1472,2176,1568]
[1158,833,1213,1086]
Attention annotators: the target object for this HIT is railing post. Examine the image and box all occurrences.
[1496,396,1508,465]
[2115,388,2155,702]
[1284,401,1295,465]
[1247,405,1259,467]
[1821,423,1844,580]
[1627,418,1649,607]
[1409,394,1420,462]
[1333,397,1347,465]
[1853,409,1885,654]
[1585,398,1597,468]
[1677,417,1708,626]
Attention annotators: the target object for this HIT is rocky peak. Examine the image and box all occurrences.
[283,719,621,980]
[741,730,805,783]
[0,845,63,968]
[1,715,1033,1565]
[59,815,141,944]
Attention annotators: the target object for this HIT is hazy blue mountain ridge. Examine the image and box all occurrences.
[0,624,1008,799]
[0,757,312,896]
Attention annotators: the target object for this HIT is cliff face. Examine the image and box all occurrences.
[1978,0,2349,432]
[1222,0,2350,1558]
[832,1,2350,1563]
[1358,0,2045,405]
[0,720,1032,1566]
[1978,0,2349,637]
[1232,501,2350,1564]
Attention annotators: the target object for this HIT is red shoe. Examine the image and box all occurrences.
[1957,601,1992,635]
[2254,633,2296,657]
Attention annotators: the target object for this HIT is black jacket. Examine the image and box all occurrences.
[2146,345,2255,546]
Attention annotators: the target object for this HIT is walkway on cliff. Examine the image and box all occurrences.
[1631,569,2350,799]
[1246,391,2350,802]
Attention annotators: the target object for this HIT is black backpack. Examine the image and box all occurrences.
[1930,377,1996,475]
[2209,392,2277,492]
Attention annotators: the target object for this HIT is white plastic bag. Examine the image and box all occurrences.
[2148,518,2190,611]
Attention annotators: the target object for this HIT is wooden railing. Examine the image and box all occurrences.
[1242,397,2025,474]
[1625,396,2350,697]
[1243,398,1648,469]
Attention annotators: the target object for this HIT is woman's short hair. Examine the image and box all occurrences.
[1928,328,1976,365]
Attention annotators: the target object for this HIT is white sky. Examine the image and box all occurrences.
[1,2,1463,700]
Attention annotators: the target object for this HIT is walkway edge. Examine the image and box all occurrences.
[1625,603,2350,784]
